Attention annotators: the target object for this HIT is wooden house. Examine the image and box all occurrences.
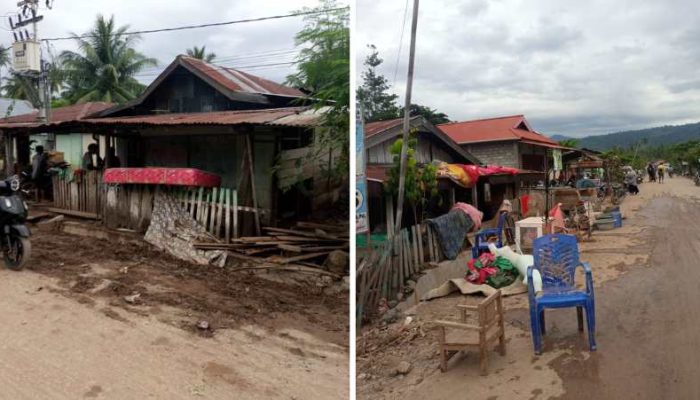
[362,116,481,232]
[0,55,340,238]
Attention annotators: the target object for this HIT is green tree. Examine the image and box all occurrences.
[3,62,66,108]
[386,131,438,224]
[186,46,216,62]
[558,138,580,148]
[0,46,10,69]
[286,0,349,179]
[59,15,157,104]
[357,44,400,122]
[401,103,450,125]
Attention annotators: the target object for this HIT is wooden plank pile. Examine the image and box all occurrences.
[193,221,349,276]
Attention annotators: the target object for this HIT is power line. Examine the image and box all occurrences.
[41,7,348,42]
[392,0,411,86]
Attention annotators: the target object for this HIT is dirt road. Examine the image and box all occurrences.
[0,225,348,399]
[358,176,700,400]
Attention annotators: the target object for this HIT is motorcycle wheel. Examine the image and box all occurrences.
[4,236,30,270]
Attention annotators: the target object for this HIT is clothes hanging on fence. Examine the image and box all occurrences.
[451,202,482,230]
[426,209,475,260]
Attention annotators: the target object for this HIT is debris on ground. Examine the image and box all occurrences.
[124,293,141,304]
[26,226,348,345]
[193,221,349,276]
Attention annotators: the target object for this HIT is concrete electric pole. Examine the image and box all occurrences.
[10,0,50,123]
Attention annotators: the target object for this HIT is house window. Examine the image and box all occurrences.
[522,154,545,171]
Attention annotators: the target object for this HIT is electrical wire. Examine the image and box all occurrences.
[392,0,410,86]
[41,7,348,42]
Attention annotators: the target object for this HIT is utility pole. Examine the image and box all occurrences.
[10,0,50,123]
[393,0,419,234]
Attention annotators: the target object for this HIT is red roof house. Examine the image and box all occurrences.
[439,115,565,171]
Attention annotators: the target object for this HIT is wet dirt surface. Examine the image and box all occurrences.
[357,177,700,400]
[29,228,348,344]
[0,223,349,399]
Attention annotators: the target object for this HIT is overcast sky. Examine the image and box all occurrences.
[356,0,700,137]
[1,0,339,87]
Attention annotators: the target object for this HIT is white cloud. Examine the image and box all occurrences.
[2,0,338,85]
[356,0,700,137]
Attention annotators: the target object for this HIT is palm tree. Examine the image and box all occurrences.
[59,15,157,104]
[2,75,41,107]
[186,46,216,62]
[0,46,10,69]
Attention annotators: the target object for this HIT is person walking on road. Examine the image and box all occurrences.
[658,164,665,184]
[647,162,656,183]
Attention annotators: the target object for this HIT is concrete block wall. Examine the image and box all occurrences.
[463,141,519,168]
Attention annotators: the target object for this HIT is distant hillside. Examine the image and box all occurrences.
[550,134,573,142]
[550,122,700,151]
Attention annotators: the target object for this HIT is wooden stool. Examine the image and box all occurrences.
[433,290,506,375]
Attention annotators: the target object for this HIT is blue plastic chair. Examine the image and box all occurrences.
[527,234,596,355]
[471,211,508,259]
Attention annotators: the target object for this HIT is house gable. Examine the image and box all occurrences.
[364,116,482,165]
[98,56,306,118]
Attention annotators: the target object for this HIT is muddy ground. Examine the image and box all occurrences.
[0,219,348,399]
[357,176,700,400]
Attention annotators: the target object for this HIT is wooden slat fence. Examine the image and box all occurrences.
[52,171,268,240]
[171,186,268,241]
[51,170,103,218]
[356,223,443,324]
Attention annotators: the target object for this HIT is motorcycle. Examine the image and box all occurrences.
[0,176,31,269]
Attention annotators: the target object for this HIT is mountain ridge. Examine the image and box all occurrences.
[548,121,700,150]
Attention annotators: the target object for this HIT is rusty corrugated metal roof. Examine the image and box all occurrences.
[0,102,114,125]
[180,56,305,98]
[364,118,404,136]
[0,106,325,130]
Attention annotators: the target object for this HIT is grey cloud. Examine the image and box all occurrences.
[7,0,327,86]
[357,0,700,137]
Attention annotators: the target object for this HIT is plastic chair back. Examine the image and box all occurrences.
[532,234,579,293]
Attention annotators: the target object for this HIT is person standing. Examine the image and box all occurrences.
[647,162,655,182]
[624,168,639,195]
[82,143,103,170]
[31,145,49,200]
[658,163,665,183]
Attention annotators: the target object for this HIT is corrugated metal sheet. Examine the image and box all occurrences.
[439,115,561,147]
[0,102,114,126]
[0,106,325,130]
[181,56,305,98]
[365,118,403,136]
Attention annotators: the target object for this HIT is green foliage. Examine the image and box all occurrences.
[558,138,579,148]
[186,46,216,62]
[357,45,399,122]
[0,46,10,69]
[357,46,450,126]
[385,131,439,223]
[59,15,157,104]
[399,104,450,125]
[2,75,41,107]
[286,0,349,179]
[575,122,700,151]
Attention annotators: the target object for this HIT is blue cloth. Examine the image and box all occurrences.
[426,209,474,260]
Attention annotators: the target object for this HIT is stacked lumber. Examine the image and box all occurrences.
[194,221,349,275]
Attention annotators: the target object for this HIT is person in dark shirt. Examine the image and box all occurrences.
[82,143,103,170]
